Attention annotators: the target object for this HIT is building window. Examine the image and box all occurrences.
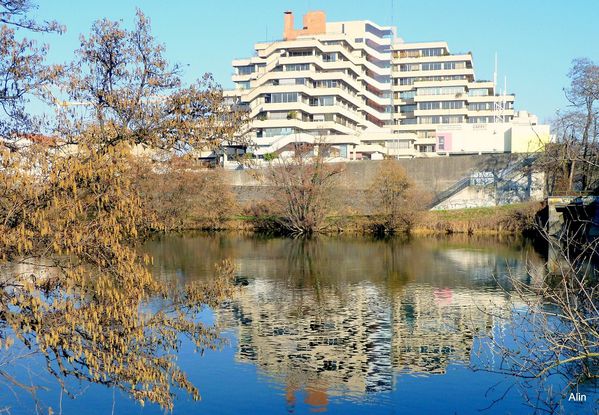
[262,127,295,137]
[468,116,494,124]
[441,115,463,124]
[236,81,250,90]
[442,101,464,109]
[399,49,420,58]
[417,86,465,96]
[266,92,298,103]
[400,91,416,99]
[438,137,445,150]
[422,62,442,71]
[309,96,335,106]
[289,50,314,57]
[323,53,337,62]
[401,118,417,125]
[421,48,444,57]
[469,102,492,111]
[419,101,441,110]
[418,144,436,152]
[469,88,489,96]
[419,116,441,124]
[237,65,254,75]
[286,63,310,71]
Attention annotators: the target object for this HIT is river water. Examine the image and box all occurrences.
[2,233,597,414]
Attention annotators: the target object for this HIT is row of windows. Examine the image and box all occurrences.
[398,48,446,58]
[264,92,298,103]
[422,48,445,57]
[468,88,490,96]
[396,115,514,125]
[469,102,494,111]
[257,127,295,138]
[421,62,442,71]
[443,61,468,70]
[309,96,335,106]
[418,115,464,124]
[417,86,465,96]
[273,64,311,72]
[273,78,305,86]
[395,75,468,85]
[257,111,357,128]
[419,101,464,110]
[406,61,468,71]
[288,50,314,57]
[286,63,310,71]
[468,116,496,123]
[237,66,254,75]
[316,80,339,88]
[236,64,265,75]
[257,127,349,139]
[399,90,416,99]
[270,77,358,94]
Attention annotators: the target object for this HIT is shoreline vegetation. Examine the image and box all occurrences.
[178,201,544,237]
[139,157,544,238]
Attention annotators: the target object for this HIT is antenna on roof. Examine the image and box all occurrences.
[493,52,497,90]
[493,52,506,124]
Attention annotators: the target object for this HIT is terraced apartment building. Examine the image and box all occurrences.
[225,11,549,160]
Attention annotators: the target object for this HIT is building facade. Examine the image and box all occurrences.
[225,11,549,161]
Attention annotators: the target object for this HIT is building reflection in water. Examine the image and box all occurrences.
[144,234,542,413]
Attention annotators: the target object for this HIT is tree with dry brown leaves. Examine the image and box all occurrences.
[368,159,427,234]
[132,157,237,231]
[0,5,243,411]
[54,8,247,154]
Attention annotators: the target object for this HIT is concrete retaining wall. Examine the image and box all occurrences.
[225,154,530,209]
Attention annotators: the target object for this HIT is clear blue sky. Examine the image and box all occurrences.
[28,0,599,122]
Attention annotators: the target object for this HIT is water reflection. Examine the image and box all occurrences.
[145,234,542,411]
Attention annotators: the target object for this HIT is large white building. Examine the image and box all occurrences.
[225,11,549,161]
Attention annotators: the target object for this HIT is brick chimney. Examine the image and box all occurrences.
[283,11,294,40]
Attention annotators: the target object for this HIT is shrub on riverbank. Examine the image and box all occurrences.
[366,159,430,235]
[415,202,544,235]
[133,159,238,231]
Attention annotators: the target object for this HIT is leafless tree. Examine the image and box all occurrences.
[0,0,63,141]
[474,218,598,413]
[542,58,599,194]
[468,56,599,415]
[259,142,343,235]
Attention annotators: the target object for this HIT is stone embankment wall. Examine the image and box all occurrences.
[223,154,536,210]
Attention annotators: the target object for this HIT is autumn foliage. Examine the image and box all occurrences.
[368,159,428,234]
[0,3,242,410]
